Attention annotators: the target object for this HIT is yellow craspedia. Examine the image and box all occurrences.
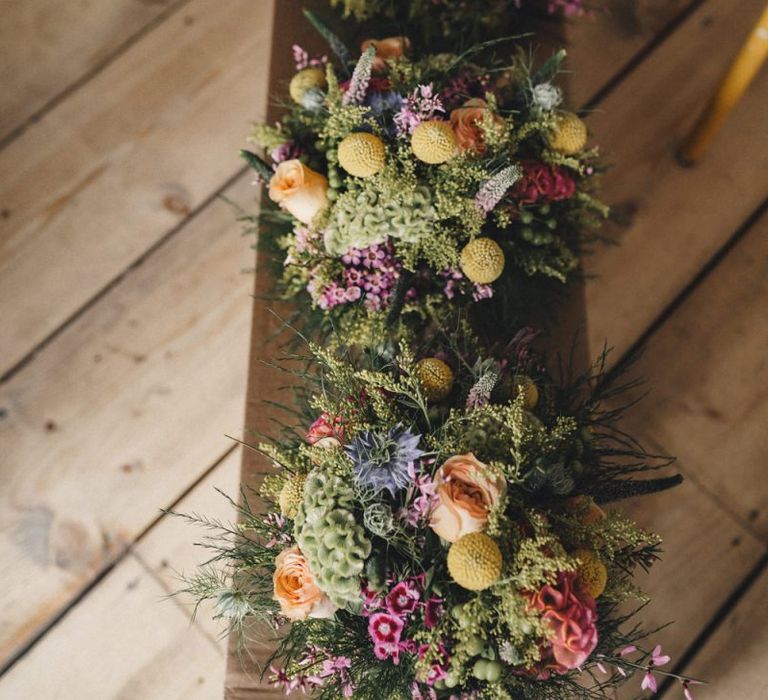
[411,120,456,164]
[573,548,608,599]
[289,67,327,105]
[337,132,386,177]
[447,533,503,591]
[513,375,539,410]
[279,474,307,519]
[460,238,505,284]
[547,111,588,155]
[415,358,455,402]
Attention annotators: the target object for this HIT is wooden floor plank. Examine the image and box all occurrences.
[566,0,696,105]
[672,565,768,700]
[137,447,241,644]
[582,0,768,361]
[0,554,224,700]
[0,0,274,378]
[0,174,255,666]
[616,211,768,540]
[0,0,186,143]
[616,483,763,685]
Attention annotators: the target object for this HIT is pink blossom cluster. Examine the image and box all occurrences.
[308,242,411,312]
[270,648,355,697]
[270,139,303,166]
[291,44,327,71]
[513,161,577,205]
[441,268,493,302]
[394,84,445,135]
[596,644,702,699]
[284,226,320,266]
[441,71,494,111]
[362,574,445,675]
[396,461,439,527]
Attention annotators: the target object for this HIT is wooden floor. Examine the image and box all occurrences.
[0,1,766,698]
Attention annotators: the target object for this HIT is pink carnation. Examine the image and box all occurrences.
[513,161,576,205]
[307,412,344,447]
[385,581,420,616]
[368,612,405,664]
[529,571,598,673]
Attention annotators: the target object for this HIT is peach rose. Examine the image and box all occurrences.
[268,159,329,225]
[429,453,506,542]
[449,98,503,154]
[273,546,336,621]
[360,36,410,73]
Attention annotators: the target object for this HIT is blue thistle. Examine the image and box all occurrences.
[345,425,424,497]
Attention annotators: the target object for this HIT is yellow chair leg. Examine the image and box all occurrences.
[679,4,768,165]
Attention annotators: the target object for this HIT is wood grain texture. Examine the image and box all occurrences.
[616,211,768,540]
[0,555,224,700]
[583,0,768,361]
[0,0,185,142]
[566,0,696,106]
[138,447,241,643]
[0,0,274,377]
[676,566,768,699]
[0,174,255,665]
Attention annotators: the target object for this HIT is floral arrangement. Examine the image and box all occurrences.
[176,5,708,700]
[325,1,590,51]
[179,334,701,699]
[243,18,607,345]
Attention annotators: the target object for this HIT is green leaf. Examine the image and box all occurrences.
[239,149,272,181]
[302,9,351,71]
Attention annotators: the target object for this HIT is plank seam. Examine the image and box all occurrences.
[0,165,249,386]
[0,442,239,678]
[581,0,707,111]
[132,549,225,654]
[658,551,768,697]
[0,0,193,151]
[607,196,768,381]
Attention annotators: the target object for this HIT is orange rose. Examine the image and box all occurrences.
[429,453,506,542]
[360,36,410,73]
[449,98,502,154]
[268,160,329,225]
[273,546,336,621]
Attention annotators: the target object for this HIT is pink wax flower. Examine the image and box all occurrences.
[307,412,344,448]
[368,612,405,663]
[385,580,421,616]
[529,571,598,673]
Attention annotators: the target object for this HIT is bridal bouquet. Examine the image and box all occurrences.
[244,23,606,344]
[180,335,699,699]
[327,1,589,51]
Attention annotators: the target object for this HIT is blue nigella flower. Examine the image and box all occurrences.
[345,425,424,497]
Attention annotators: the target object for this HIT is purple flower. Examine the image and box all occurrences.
[394,85,445,136]
[346,425,424,497]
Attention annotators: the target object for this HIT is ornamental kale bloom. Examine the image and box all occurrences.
[346,425,424,497]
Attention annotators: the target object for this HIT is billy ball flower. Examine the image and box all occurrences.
[546,111,588,155]
[447,532,503,591]
[289,67,327,105]
[411,120,456,164]
[415,357,455,402]
[338,132,386,177]
[572,548,608,599]
[345,425,424,497]
[460,238,505,284]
